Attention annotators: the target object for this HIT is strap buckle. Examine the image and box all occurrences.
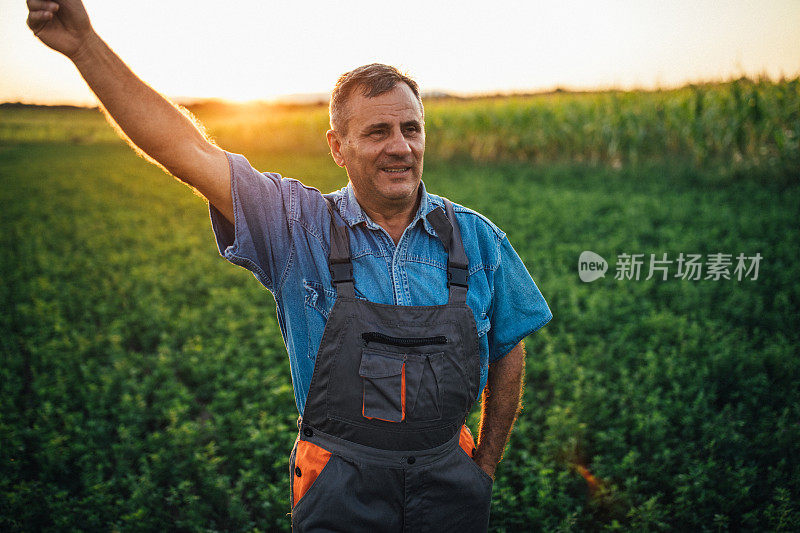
[329,261,353,284]
[447,264,469,288]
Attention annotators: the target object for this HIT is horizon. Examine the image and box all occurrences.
[1,72,794,109]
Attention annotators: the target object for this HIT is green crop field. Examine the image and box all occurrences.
[2,78,799,531]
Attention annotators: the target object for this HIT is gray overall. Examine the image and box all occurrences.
[289,197,493,532]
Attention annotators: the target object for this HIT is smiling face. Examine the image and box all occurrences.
[327,83,425,213]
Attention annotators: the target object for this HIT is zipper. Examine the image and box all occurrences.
[362,332,447,347]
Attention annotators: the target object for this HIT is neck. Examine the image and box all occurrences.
[353,184,422,245]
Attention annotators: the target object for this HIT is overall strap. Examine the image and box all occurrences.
[426,198,469,304]
[324,196,355,297]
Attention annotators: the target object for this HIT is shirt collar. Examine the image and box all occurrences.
[338,180,440,238]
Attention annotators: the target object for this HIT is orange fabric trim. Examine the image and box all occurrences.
[293,440,331,507]
[459,424,476,457]
[401,362,406,421]
[362,362,406,422]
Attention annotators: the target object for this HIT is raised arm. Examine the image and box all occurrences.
[26,0,234,222]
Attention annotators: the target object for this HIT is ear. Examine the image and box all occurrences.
[326,129,346,168]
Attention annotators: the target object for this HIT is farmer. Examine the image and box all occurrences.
[28,1,552,530]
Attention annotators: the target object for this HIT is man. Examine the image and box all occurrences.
[28,1,552,531]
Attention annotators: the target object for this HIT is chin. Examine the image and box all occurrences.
[382,180,420,200]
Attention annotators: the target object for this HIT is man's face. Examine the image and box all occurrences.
[328,83,425,210]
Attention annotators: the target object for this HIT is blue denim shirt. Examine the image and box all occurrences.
[209,152,553,415]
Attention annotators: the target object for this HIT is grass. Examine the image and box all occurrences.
[1,80,799,530]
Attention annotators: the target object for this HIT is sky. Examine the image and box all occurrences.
[1,0,798,105]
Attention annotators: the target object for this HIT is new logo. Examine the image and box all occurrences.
[579,251,608,282]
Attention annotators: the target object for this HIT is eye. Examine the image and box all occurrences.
[368,129,387,139]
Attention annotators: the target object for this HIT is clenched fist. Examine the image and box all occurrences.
[26,0,94,60]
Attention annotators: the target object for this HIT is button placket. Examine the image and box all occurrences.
[391,226,415,305]
[385,232,406,306]
[398,234,412,304]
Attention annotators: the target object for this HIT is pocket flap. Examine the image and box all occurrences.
[405,353,444,419]
[359,351,405,379]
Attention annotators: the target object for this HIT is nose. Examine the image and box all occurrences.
[384,128,413,157]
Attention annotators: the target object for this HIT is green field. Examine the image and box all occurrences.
[2,79,799,531]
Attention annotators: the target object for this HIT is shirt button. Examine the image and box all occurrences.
[303,427,313,438]
[407,456,416,465]
[295,466,302,477]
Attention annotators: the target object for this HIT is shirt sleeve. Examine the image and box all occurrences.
[208,151,294,292]
[487,236,553,363]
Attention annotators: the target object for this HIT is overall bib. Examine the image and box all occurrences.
[289,197,493,532]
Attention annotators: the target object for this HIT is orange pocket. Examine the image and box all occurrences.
[293,440,332,507]
[459,424,477,457]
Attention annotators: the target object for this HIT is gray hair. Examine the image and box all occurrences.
[329,63,423,134]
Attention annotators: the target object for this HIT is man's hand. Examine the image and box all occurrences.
[27,0,93,59]
[26,0,233,222]
[473,340,526,480]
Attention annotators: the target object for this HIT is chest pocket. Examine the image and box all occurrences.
[303,280,336,360]
[359,349,446,423]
